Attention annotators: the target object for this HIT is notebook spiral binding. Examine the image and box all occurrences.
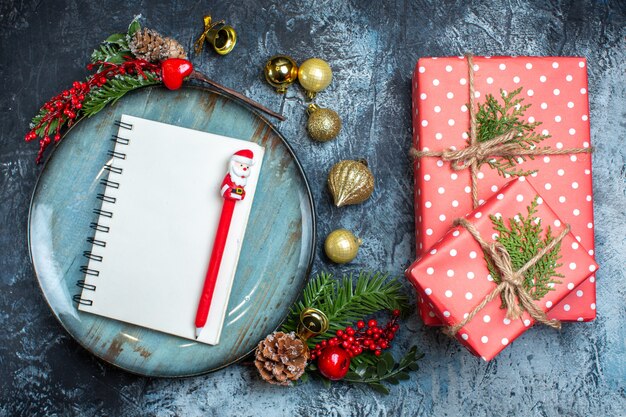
[74,119,132,306]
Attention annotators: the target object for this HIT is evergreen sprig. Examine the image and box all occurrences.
[81,72,161,117]
[486,196,564,303]
[474,87,548,177]
[280,271,421,394]
[342,347,424,394]
[90,18,140,64]
[280,271,409,347]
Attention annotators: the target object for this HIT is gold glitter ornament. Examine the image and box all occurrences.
[298,58,333,100]
[307,104,342,142]
[264,55,299,93]
[324,229,362,264]
[327,160,375,207]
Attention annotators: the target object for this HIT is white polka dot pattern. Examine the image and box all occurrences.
[410,56,596,326]
[405,178,599,361]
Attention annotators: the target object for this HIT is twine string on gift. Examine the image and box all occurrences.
[443,217,570,337]
[409,53,593,208]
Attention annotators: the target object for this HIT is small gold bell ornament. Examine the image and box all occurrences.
[307,104,342,142]
[264,55,299,93]
[298,58,333,100]
[324,229,362,264]
[327,159,375,207]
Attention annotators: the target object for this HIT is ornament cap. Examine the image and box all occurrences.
[306,103,320,115]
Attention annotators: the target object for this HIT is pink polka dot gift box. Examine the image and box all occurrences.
[405,178,598,361]
[410,56,595,325]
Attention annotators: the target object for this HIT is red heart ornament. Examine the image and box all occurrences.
[161,59,193,90]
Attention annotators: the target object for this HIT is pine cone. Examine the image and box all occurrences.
[129,28,187,62]
[254,331,309,386]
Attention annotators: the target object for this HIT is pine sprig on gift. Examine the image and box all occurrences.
[82,71,161,117]
[474,87,548,177]
[486,196,564,302]
[280,271,409,348]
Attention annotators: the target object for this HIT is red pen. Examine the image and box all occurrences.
[195,149,255,338]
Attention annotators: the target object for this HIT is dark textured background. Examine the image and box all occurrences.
[1,1,625,416]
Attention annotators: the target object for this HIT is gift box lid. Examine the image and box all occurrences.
[406,178,598,361]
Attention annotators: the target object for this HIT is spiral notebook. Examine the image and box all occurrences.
[76,115,264,345]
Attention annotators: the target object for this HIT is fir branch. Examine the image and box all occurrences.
[280,271,420,394]
[343,347,424,394]
[281,272,335,334]
[473,87,549,178]
[81,72,161,117]
[89,17,140,64]
[280,271,409,348]
[486,196,564,304]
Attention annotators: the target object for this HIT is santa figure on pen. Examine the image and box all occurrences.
[221,149,255,201]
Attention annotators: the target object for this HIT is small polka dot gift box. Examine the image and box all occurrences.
[405,178,598,361]
[411,56,595,325]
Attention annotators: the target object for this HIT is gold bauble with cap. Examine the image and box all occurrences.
[298,58,333,100]
[264,55,299,93]
[307,104,342,142]
[324,229,362,264]
[327,159,374,207]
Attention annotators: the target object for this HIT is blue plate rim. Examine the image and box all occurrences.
[26,85,316,378]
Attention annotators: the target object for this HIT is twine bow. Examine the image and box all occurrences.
[444,217,568,337]
[409,53,592,209]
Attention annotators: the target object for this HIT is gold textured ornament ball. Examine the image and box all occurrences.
[327,159,375,207]
[324,229,362,264]
[307,104,342,142]
[264,55,299,93]
[298,58,333,99]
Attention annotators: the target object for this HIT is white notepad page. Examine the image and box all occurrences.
[78,115,264,345]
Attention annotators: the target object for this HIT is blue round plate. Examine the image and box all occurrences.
[28,86,315,377]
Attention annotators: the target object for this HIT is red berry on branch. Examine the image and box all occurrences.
[336,330,344,338]
[368,319,377,328]
[316,346,351,381]
[356,321,365,329]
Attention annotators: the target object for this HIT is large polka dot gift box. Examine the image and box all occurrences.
[411,56,595,325]
[405,178,598,361]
